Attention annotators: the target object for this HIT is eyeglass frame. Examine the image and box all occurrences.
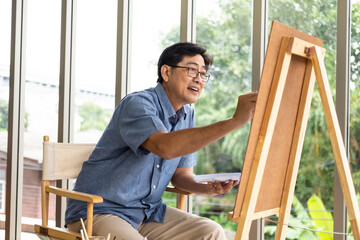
[167,64,210,82]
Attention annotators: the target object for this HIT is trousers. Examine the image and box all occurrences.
[67,205,226,240]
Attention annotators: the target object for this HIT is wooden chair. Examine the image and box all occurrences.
[34,136,191,240]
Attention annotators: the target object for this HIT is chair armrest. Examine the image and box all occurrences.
[45,185,103,203]
[165,186,194,195]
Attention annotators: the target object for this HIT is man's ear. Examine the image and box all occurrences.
[161,65,171,83]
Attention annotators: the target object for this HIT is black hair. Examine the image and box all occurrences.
[157,42,213,83]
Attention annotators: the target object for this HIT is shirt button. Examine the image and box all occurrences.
[172,115,176,118]
[153,185,156,189]
[142,200,146,204]
[156,164,160,168]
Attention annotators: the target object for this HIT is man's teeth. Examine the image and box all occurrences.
[189,87,199,92]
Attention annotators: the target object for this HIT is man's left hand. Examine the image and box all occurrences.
[207,180,239,196]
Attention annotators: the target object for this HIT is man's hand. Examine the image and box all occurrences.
[171,168,239,196]
[207,180,239,196]
[233,91,258,127]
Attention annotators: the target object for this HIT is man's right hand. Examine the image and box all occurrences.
[232,91,258,127]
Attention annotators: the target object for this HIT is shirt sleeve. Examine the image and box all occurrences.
[116,94,167,155]
[177,152,197,168]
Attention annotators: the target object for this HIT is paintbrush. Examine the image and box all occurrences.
[80,218,90,240]
[80,229,85,240]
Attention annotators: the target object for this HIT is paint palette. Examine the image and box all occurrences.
[193,172,241,183]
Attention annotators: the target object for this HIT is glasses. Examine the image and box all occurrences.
[168,65,210,82]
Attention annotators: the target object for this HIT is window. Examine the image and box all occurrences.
[350,0,360,236]
[22,0,61,236]
[0,0,11,238]
[129,0,181,93]
[194,0,253,235]
[0,180,5,213]
[73,0,117,143]
[0,0,10,208]
[129,0,182,208]
[4,0,358,238]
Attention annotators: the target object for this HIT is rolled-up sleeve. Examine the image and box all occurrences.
[117,94,168,155]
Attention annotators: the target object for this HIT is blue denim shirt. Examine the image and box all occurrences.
[65,83,196,229]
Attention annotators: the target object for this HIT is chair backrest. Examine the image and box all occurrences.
[42,136,95,181]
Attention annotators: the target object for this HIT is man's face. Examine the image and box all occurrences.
[162,54,207,111]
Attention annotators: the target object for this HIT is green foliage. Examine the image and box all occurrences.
[296,90,335,209]
[190,0,254,175]
[209,213,238,232]
[159,0,360,234]
[78,102,112,132]
[350,2,360,201]
[0,99,29,131]
[269,0,340,209]
[265,195,319,239]
[307,194,333,239]
[348,193,360,239]
[161,191,177,208]
[351,2,360,85]
[193,193,239,232]
[350,87,360,174]
[0,100,8,131]
[265,193,360,239]
[265,195,335,239]
[195,0,343,211]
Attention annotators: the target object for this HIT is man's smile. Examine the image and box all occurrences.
[188,85,200,93]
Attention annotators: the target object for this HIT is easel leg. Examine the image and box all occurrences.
[275,59,317,240]
[310,46,360,239]
[234,37,293,240]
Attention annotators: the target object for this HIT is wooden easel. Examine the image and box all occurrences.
[227,22,360,240]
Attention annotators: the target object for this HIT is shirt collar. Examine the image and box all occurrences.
[155,83,188,120]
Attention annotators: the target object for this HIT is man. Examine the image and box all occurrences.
[65,42,257,239]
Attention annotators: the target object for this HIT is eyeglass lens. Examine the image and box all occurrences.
[188,68,209,81]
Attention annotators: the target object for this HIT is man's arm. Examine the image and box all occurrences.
[171,167,238,196]
[142,91,257,160]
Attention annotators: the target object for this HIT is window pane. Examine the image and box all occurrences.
[73,0,117,143]
[350,0,360,236]
[131,0,181,208]
[23,0,61,238]
[268,0,337,238]
[195,0,253,236]
[0,0,10,237]
[129,0,181,93]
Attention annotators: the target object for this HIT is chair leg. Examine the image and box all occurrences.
[86,203,94,236]
[41,181,50,226]
[177,194,185,211]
